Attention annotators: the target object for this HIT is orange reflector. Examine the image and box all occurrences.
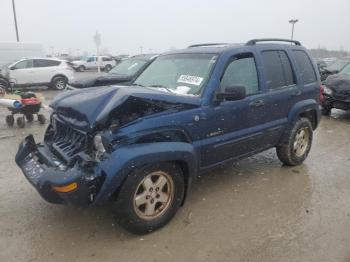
[52,182,78,193]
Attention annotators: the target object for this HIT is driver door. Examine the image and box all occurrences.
[9,59,34,85]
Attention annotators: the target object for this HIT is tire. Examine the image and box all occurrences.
[52,76,67,90]
[25,114,34,122]
[37,114,46,125]
[104,64,112,72]
[321,105,332,116]
[0,78,9,91]
[16,116,25,128]
[276,117,313,166]
[114,162,185,235]
[78,65,85,72]
[6,115,14,127]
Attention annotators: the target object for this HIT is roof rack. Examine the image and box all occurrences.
[246,38,301,46]
[188,43,230,48]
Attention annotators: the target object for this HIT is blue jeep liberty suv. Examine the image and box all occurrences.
[15,39,322,234]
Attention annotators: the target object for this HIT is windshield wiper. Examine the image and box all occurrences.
[148,84,174,93]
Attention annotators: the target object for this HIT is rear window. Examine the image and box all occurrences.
[34,59,61,67]
[292,50,317,84]
[261,51,295,89]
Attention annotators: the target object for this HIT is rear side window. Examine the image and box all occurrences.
[261,51,295,89]
[34,59,61,67]
[102,57,112,62]
[221,54,259,95]
[292,50,317,84]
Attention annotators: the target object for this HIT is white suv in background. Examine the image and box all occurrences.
[72,56,116,72]
[2,58,74,90]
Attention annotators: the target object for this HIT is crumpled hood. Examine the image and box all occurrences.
[50,85,200,131]
[325,74,350,95]
[69,74,132,88]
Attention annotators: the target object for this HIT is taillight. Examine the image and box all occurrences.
[319,85,325,103]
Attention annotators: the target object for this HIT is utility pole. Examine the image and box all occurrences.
[289,19,298,41]
[12,0,20,42]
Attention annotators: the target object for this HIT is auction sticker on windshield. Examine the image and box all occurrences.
[178,75,203,86]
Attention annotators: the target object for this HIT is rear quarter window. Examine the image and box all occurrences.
[292,50,317,84]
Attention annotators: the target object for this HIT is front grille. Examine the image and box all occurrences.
[51,117,88,163]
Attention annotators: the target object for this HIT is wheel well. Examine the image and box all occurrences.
[173,160,190,206]
[299,110,317,129]
[110,160,191,205]
[51,74,68,84]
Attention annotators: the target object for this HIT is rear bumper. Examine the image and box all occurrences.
[15,135,105,206]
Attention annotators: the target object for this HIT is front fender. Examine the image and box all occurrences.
[94,142,198,205]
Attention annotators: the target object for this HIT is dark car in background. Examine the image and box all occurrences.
[320,59,350,81]
[67,54,157,89]
[322,63,350,115]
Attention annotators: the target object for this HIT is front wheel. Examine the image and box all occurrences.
[276,117,313,166]
[321,105,332,116]
[114,162,184,235]
[104,64,112,72]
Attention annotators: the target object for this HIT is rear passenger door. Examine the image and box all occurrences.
[33,59,61,84]
[249,49,301,147]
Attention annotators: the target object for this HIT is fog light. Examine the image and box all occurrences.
[52,182,78,193]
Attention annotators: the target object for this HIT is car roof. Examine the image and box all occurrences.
[163,39,304,55]
[17,57,65,62]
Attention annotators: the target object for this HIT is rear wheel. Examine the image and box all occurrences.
[114,162,184,235]
[276,117,313,166]
[16,116,25,128]
[25,114,34,122]
[37,114,46,125]
[6,115,14,126]
[52,76,67,90]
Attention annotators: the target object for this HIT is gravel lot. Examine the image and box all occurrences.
[1,81,350,262]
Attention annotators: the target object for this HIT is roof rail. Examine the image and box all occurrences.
[246,38,301,46]
[188,43,229,48]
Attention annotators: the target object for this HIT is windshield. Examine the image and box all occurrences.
[134,53,218,96]
[339,63,350,75]
[109,58,148,77]
[326,60,349,72]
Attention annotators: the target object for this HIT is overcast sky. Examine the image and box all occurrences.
[0,0,349,55]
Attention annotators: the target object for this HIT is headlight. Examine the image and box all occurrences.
[94,134,106,155]
[323,86,333,95]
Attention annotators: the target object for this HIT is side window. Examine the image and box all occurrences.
[13,60,33,70]
[34,59,61,67]
[261,51,296,89]
[102,57,111,62]
[293,50,317,84]
[87,57,94,62]
[221,54,259,96]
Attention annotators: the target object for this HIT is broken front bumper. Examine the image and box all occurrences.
[15,135,104,206]
[323,95,350,111]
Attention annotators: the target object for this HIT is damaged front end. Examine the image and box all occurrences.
[15,86,198,207]
[323,74,350,111]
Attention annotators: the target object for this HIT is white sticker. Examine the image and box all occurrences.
[177,75,203,86]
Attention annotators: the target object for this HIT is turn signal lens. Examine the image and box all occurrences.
[52,182,78,193]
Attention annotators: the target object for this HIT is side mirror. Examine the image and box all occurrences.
[9,66,16,70]
[216,85,246,102]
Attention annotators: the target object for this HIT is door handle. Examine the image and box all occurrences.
[292,90,302,97]
[249,100,265,108]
